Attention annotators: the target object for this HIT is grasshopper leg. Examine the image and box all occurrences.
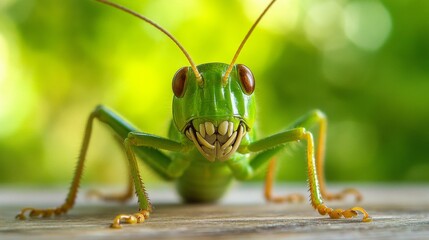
[302,130,371,222]
[17,105,188,228]
[110,210,150,229]
[16,107,98,220]
[108,136,153,229]
[86,175,134,203]
[290,110,362,202]
[86,138,135,203]
[242,110,372,222]
[264,158,305,203]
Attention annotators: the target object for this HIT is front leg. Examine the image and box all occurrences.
[238,110,371,222]
[266,110,361,202]
[16,105,191,228]
[110,131,190,228]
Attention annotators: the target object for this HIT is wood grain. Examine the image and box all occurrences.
[1,184,428,240]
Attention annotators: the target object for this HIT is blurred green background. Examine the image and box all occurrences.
[0,0,428,186]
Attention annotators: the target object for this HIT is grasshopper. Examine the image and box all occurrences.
[16,0,371,228]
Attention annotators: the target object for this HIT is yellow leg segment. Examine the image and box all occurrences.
[16,105,184,227]
[264,158,305,203]
[86,175,134,203]
[305,131,372,222]
[314,115,362,202]
[108,137,153,229]
[86,136,135,203]
[16,111,96,220]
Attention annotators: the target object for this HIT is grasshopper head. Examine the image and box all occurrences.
[96,0,275,161]
[172,63,256,161]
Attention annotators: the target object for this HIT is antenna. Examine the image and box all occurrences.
[222,0,277,84]
[95,0,203,84]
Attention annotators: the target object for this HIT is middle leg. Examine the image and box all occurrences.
[264,158,305,203]
[86,137,134,203]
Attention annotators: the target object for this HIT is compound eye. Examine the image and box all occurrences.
[172,67,188,98]
[237,64,255,95]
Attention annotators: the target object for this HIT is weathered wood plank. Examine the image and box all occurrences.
[1,184,428,240]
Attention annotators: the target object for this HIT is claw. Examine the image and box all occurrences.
[16,208,32,220]
[317,204,371,222]
[342,209,358,218]
[15,213,27,220]
[110,210,150,229]
[351,206,372,222]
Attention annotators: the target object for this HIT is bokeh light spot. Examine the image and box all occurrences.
[0,31,36,138]
[304,0,347,51]
[344,0,392,51]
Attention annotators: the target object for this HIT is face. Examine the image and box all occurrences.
[172,63,256,161]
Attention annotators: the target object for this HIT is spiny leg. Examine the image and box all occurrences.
[17,105,188,228]
[289,110,361,202]
[242,110,371,222]
[303,131,371,222]
[86,137,134,203]
[109,128,190,229]
[264,158,305,203]
[16,108,99,220]
[110,137,151,228]
[86,174,134,203]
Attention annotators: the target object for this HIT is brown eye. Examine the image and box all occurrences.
[172,67,188,98]
[237,64,255,95]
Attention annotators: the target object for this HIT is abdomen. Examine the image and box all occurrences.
[176,159,233,203]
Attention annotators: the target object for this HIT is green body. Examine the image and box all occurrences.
[91,59,326,207]
[86,0,325,210]
[91,59,325,208]
[171,63,254,202]
[96,63,257,202]
[169,117,238,202]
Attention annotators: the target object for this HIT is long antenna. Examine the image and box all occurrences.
[222,0,276,84]
[96,0,203,84]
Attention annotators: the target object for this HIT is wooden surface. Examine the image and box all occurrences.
[1,184,428,240]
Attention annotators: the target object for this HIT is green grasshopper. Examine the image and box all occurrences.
[16,0,371,228]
